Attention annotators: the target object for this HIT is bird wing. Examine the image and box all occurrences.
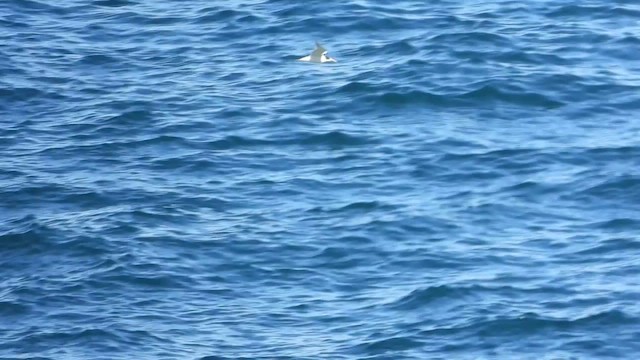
[311,42,327,57]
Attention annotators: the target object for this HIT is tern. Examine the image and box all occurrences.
[298,42,337,63]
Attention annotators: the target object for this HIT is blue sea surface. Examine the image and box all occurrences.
[1,0,640,359]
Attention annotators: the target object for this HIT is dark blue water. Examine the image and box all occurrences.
[2,0,640,358]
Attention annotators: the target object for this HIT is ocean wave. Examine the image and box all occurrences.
[0,215,49,252]
[0,87,48,102]
[93,0,136,8]
[367,90,451,107]
[193,8,254,24]
[412,310,637,343]
[202,131,372,151]
[355,336,424,353]
[546,5,640,19]
[430,31,512,47]
[76,54,120,65]
[340,82,565,109]
[386,285,472,310]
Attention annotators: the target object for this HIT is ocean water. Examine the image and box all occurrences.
[1,0,640,358]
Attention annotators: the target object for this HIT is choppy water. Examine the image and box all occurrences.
[2,0,640,358]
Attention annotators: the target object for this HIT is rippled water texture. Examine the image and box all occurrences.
[1,0,640,358]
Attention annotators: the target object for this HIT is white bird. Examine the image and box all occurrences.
[298,42,337,63]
